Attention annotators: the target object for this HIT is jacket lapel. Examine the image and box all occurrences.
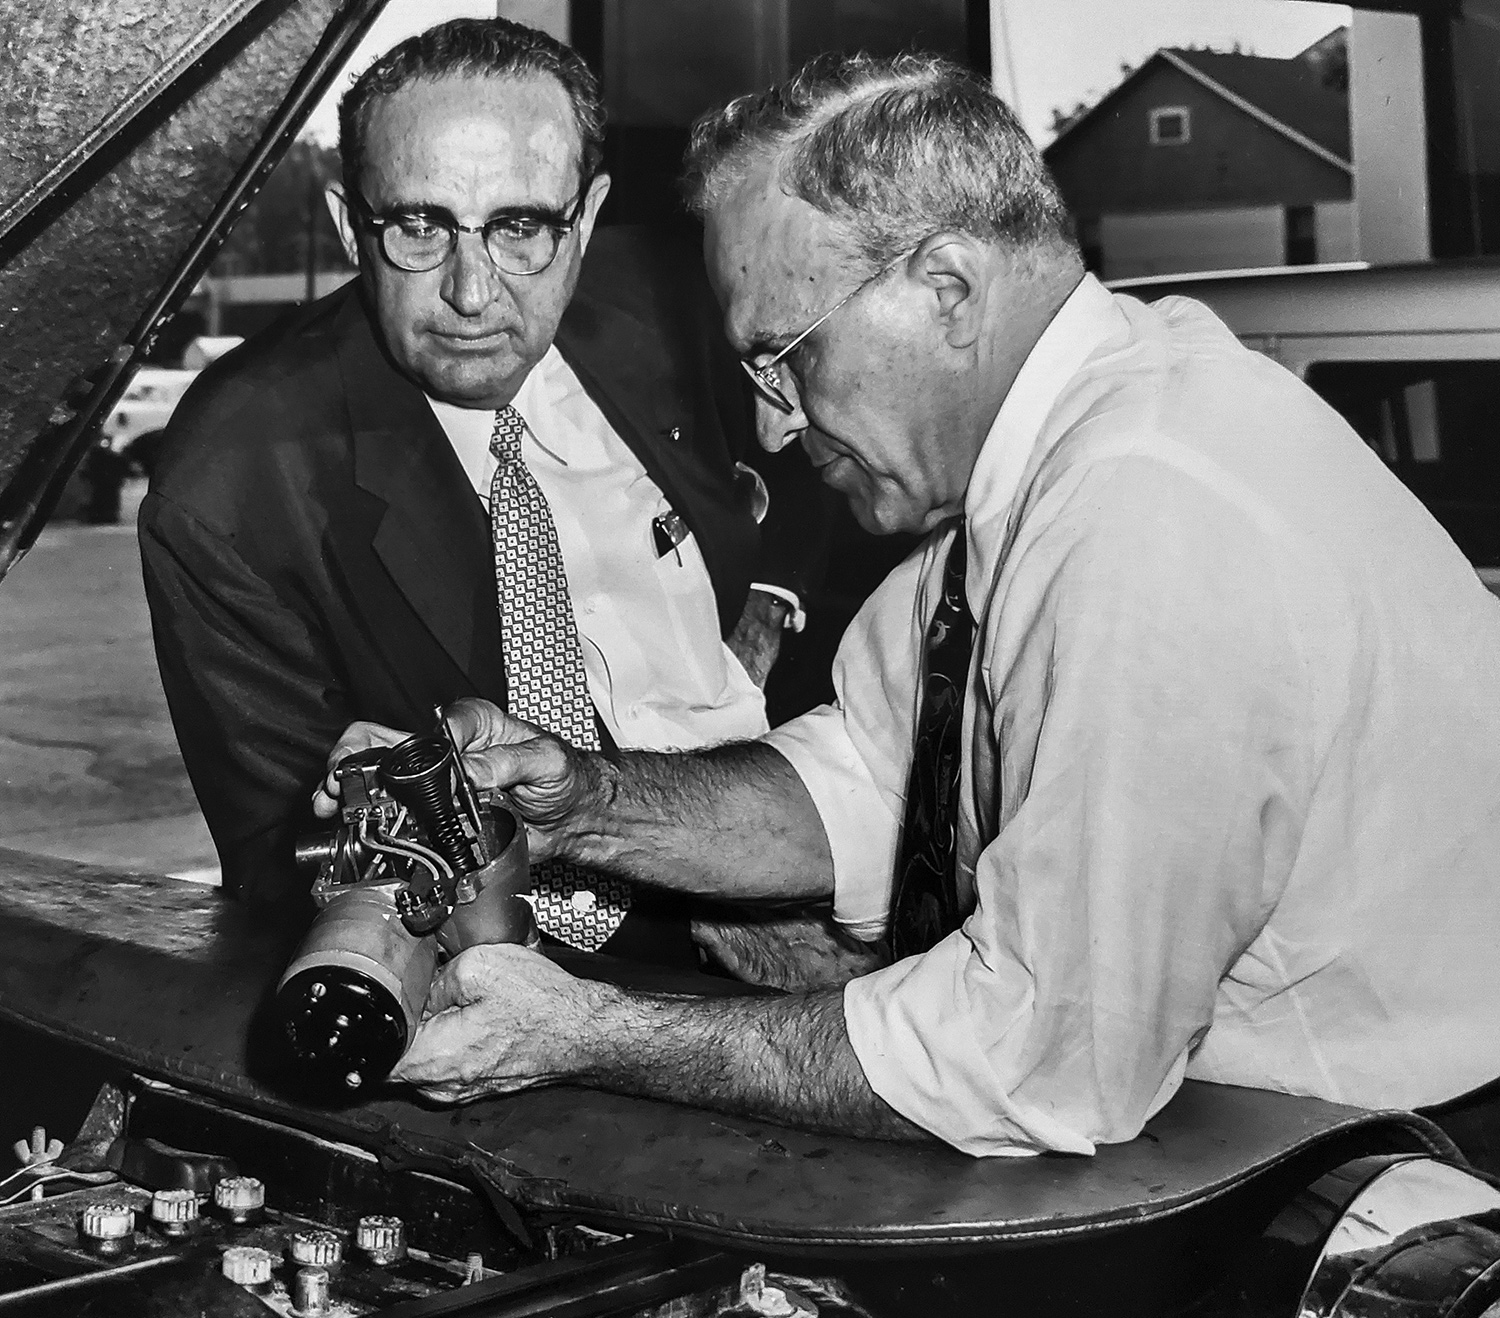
[334,293,503,698]
[554,286,703,524]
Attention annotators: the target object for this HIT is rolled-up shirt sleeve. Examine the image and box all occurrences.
[843,457,1319,1156]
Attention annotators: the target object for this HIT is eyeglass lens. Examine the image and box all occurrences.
[743,360,795,413]
[380,215,564,275]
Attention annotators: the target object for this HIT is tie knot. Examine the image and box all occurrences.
[490,405,526,464]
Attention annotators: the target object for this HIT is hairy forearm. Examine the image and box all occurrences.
[692,906,889,992]
[576,984,928,1143]
[561,741,833,902]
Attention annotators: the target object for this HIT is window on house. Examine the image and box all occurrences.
[1306,360,1500,563]
[1149,106,1190,145]
[1285,205,1317,265]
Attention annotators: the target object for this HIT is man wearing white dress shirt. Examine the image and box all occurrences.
[140,19,822,965]
[326,51,1500,1167]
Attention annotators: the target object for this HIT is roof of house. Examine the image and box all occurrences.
[1170,47,1349,160]
[1044,37,1351,172]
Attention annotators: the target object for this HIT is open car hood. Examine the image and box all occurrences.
[0,0,384,580]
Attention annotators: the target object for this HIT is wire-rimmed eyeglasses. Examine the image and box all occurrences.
[346,185,590,277]
[741,247,914,413]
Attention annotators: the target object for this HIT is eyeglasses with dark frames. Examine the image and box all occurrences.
[741,247,915,414]
[346,185,591,277]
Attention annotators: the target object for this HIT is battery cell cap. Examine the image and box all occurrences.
[356,1214,406,1264]
[151,1188,198,1225]
[214,1176,265,1217]
[288,1230,343,1267]
[222,1245,274,1286]
[81,1201,135,1241]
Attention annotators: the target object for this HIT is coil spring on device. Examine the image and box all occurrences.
[380,735,477,876]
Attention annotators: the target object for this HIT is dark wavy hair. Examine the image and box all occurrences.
[684,51,1074,267]
[338,17,605,195]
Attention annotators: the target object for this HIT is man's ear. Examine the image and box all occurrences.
[324,182,361,268]
[574,172,612,257]
[909,233,988,349]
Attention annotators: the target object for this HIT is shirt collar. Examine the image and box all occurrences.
[423,344,568,458]
[508,344,565,432]
[963,272,1126,609]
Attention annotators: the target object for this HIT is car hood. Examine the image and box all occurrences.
[0,0,384,581]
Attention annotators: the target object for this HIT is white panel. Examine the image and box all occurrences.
[1314,200,1360,264]
[1099,208,1286,280]
[989,0,1021,117]
[1406,379,1441,463]
[206,272,355,304]
[1350,11,1430,263]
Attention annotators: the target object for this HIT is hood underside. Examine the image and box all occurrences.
[0,0,383,578]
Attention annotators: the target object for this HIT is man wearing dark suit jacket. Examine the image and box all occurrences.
[139,18,818,964]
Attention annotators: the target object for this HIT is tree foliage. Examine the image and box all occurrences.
[212,139,351,276]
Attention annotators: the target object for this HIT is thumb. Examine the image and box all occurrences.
[423,954,481,1015]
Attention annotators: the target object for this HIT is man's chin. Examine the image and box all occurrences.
[409,353,527,410]
[843,491,916,537]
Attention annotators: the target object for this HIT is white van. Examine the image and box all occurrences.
[1110,260,1500,571]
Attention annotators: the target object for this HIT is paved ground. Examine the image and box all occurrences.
[0,481,219,883]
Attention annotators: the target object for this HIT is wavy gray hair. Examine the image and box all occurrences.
[684,51,1075,268]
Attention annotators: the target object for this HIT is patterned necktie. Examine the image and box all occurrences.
[889,524,976,959]
[489,405,631,952]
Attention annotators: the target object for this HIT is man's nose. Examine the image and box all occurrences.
[441,231,504,316]
[755,390,807,454]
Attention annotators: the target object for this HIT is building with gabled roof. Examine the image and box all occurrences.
[1043,33,1356,279]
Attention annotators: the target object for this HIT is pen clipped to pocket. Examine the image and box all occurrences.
[651,509,690,562]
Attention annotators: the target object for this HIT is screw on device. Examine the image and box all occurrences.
[11,1126,62,1167]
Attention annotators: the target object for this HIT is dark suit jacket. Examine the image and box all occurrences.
[140,227,822,904]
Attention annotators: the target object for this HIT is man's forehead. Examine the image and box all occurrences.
[362,72,581,200]
[706,169,852,346]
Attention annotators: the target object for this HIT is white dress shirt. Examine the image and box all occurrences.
[428,346,767,750]
[765,274,1500,1157]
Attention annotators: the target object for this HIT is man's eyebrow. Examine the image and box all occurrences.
[487,202,572,224]
[373,198,572,223]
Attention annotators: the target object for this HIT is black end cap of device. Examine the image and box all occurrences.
[274,966,407,1102]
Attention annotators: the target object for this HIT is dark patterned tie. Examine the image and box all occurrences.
[489,406,630,952]
[889,524,976,959]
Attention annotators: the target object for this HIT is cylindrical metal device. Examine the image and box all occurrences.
[292,1265,331,1316]
[275,881,439,1094]
[441,802,535,954]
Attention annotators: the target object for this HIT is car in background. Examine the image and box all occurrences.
[1109,259,1500,581]
[99,365,198,477]
[61,366,199,524]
